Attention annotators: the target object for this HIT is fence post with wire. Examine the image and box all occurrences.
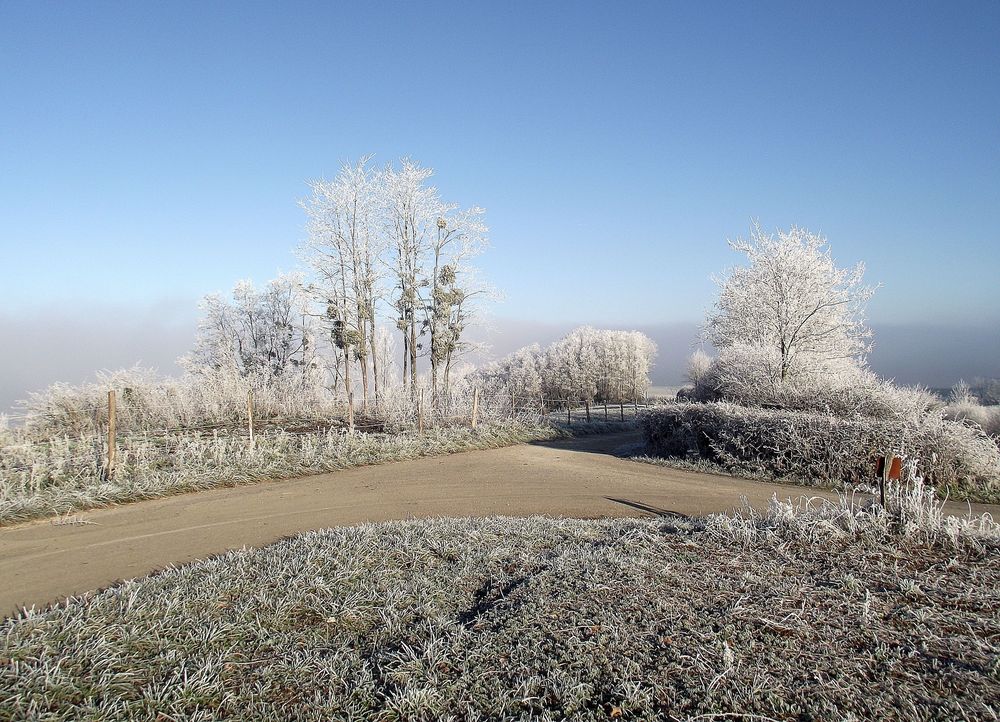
[105,390,117,479]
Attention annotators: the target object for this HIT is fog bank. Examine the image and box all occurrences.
[2,306,997,415]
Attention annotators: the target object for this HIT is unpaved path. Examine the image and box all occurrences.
[2,431,995,618]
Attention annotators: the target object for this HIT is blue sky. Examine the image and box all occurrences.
[1,1,998,402]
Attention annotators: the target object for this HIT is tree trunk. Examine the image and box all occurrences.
[443,352,452,400]
[342,341,352,403]
[429,241,442,403]
[330,345,342,391]
[402,328,409,390]
[357,316,369,413]
[368,320,380,408]
[409,316,418,398]
[359,352,369,412]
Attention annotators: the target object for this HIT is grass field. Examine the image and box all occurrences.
[2,484,997,721]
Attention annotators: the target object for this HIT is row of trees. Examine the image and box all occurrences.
[300,157,490,409]
[188,158,491,410]
[476,327,657,404]
[178,215,899,420]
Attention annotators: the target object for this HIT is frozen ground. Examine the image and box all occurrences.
[2,486,998,721]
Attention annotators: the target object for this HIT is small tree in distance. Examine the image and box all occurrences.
[706,222,877,383]
[686,348,713,387]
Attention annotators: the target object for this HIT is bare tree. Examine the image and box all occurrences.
[706,222,877,383]
[189,273,316,380]
[372,325,397,394]
[381,159,439,396]
[300,156,497,407]
[427,207,489,400]
[685,348,713,387]
[300,160,382,407]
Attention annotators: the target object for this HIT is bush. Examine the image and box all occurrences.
[474,326,657,404]
[943,400,1000,438]
[692,348,939,422]
[969,377,1000,406]
[641,402,1000,502]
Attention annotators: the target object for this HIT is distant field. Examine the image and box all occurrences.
[646,385,682,399]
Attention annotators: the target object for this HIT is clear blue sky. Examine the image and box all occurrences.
[1,2,998,342]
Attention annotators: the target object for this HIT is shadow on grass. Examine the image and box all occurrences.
[604,497,689,519]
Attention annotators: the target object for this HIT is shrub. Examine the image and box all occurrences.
[969,377,1000,406]
[474,327,657,404]
[641,402,1000,502]
[692,349,940,422]
[943,401,1000,438]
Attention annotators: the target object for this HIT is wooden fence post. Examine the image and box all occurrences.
[418,389,424,434]
[619,399,625,421]
[585,399,591,423]
[634,398,639,414]
[604,402,609,421]
[567,404,572,425]
[471,387,480,429]
[247,389,254,449]
[879,453,888,507]
[106,390,117,478]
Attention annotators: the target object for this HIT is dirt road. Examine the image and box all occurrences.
[2,431,995,618]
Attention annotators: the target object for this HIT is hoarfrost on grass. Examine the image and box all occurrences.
[2,484,997,721]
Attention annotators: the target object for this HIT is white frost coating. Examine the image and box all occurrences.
[707,221,877,383]
[299,157,493,404]
[476,326,657,403]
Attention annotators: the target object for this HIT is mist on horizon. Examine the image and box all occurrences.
[3,306,997,415]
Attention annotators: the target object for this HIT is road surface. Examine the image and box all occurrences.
[2,431,995,618]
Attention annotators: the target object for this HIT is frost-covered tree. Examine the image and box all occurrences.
[381,159,437,394]
[300,158,386,408]
[951,379,976,405]
[706,222,877,383]
[299,156,495,405]
[372,325,398,395]
[970,378,1000,406]
[381,159,491,400]
[686,348,713,387]
[428,207,489,399]
[187,273,317,380]
[478,327,657,404]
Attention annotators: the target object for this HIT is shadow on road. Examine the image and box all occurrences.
[604,497,689,519]
[530,429,643,457]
